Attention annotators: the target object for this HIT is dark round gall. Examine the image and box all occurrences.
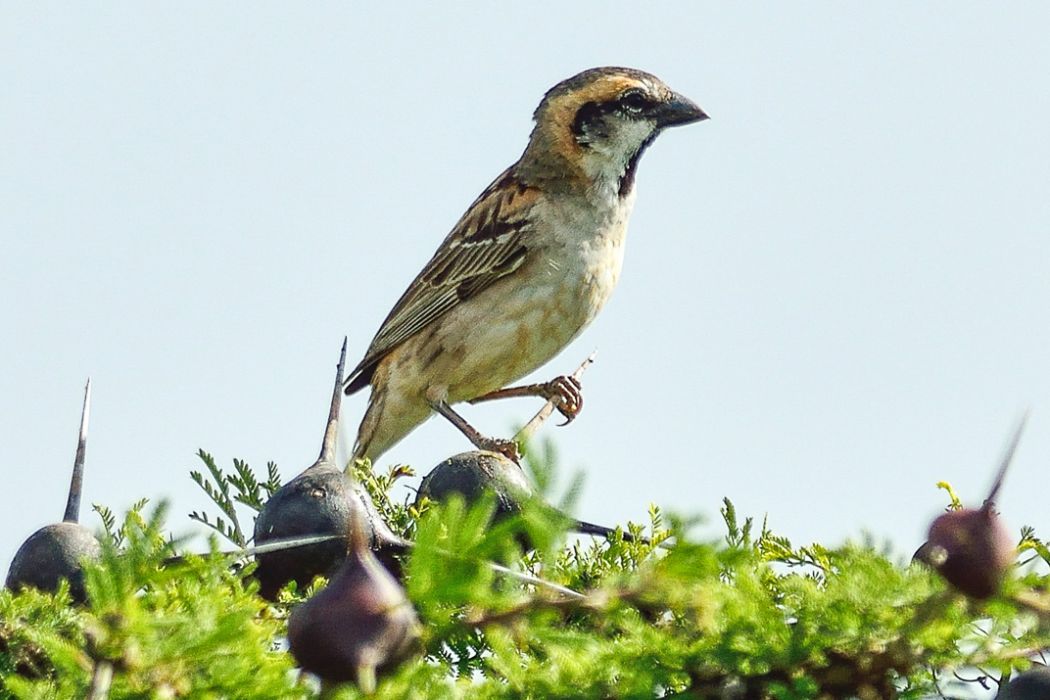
[996,665,1050,700]
[288,507,419,691]
[417,450,534,521]
[254,466,405,599]
[417,450,646,544]
[922,417,1027,600]
[252,339,406,600]
[5,380,100,604]
[5,522,101,603]
[925,507,1014,599]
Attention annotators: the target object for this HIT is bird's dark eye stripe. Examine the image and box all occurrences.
[572,93,653,138]
[571,101,606,138]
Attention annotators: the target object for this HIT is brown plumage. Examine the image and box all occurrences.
[345,67,707,463]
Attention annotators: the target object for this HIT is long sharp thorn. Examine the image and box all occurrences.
[319,338,348,464]
[64,378,91,523]
[163,533,346,565]
[984,410,1030,508]
[485,560,585,600]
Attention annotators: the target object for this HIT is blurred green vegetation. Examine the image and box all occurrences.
[2,446,1049,699]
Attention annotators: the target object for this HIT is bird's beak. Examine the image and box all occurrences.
[655,93,709,128]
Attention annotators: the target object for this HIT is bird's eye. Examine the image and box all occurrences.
[619,90,650,113]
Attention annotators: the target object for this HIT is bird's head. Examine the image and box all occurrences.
[521,67,708,197]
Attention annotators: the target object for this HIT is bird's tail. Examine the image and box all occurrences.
[346,361,433,471]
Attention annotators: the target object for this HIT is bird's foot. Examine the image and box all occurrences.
[476,436,522,463]
[539,375,583,426]
[469,375,584,426]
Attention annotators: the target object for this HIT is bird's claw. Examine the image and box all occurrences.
[543,375,583,426]
[479,436,522,463]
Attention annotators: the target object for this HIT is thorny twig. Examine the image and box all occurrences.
[463,585,627,627]
[1012,589,1050,622]
[86,660,113,700]
[483,561,584,601]
[165,534,584,600]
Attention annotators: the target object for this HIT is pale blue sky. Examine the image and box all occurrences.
[2,2,1048,592]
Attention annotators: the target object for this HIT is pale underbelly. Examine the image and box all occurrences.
[390,264,615,404]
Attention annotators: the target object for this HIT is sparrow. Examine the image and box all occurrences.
[345,67,707,464]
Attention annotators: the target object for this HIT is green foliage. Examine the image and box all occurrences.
[0,584,83,682]
[189,450,281,547]
[92,499,150,549]
[349,460,417,539]
[3,453,1050,698]
[1,502,302,699]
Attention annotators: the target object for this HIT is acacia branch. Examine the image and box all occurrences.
[86,660,113,700]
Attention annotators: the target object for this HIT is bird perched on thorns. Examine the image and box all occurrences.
[345,67,708,463]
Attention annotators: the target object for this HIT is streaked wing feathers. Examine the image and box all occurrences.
[344,169,537,394]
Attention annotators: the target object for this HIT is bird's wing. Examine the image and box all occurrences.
[344,169,539,394]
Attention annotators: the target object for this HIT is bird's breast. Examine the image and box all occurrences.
[525,191,634,343]
[423,192,635,403]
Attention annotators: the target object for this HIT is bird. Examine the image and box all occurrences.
[344,66,708,464]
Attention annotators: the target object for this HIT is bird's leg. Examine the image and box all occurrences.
[469,375,583,426]
[428,399,522,462]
